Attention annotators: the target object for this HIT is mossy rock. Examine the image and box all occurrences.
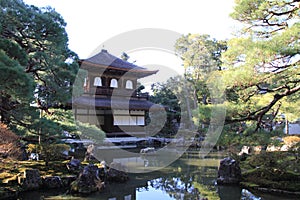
[70,179,97,194]
[240,151,300,193]
[271,170,300,182]
[242,168,300,192]
[243,167,300,182]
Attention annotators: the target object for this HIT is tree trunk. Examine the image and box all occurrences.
[285,118,289,135]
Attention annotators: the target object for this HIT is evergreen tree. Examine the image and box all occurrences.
[0,0,79,135]
[222,0,300,129]
[175,34,227,105]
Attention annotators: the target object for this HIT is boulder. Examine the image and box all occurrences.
[217,157,242,185]
[84,144,96,161]
[140,147,156,155]
[43,176,62,189]
[253,145,264,153]
[66,158,81,172]
[238,146,252,161]
[280,144,290,151]
[238,146,251,155]
[98,165,107,182]
[18,169,42,191]
[266,145,281,152]
[70,164,104,194]
[60,175,77,187]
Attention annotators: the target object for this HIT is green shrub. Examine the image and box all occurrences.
[41,143,70,163]
[76,122,105,144]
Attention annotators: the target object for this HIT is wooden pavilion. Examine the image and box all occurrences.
[72,49,158,137]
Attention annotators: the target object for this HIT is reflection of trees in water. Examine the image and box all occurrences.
[138,159,219,200]
[149,177,200,199]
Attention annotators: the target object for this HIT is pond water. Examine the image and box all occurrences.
[19,152,298,200]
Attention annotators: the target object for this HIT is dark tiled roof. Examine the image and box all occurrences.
[73,96,162,110]
[81,49,158,75]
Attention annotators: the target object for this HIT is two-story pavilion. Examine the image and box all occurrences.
[72,49,158,137]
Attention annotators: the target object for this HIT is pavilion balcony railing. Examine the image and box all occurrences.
[84,87,149,100]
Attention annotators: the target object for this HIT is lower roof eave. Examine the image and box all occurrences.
[72,96,164,111]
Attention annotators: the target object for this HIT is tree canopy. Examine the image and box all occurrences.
[175,34,227,105]
[221,0,300,129]
[153,0,300,136]
[0,0,79,135]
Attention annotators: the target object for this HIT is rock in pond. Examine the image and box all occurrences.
[217,157,242,185]
[70,164,105,194]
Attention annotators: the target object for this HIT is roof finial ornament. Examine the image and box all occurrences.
[101,45,107,53]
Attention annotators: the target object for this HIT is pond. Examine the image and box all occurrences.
[19,151,298,200]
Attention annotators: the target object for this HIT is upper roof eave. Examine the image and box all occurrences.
[80,60,158,75]
[79,49,159,78]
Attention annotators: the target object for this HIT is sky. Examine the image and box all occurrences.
[23,0,239,87]
[23,0,237,57]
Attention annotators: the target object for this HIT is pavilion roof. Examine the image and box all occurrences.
[80,49,158,78]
